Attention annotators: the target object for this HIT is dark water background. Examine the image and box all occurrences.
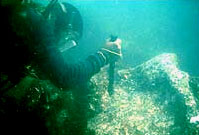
[37,0,199,76]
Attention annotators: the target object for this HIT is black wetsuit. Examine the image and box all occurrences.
[0,3,114,135]
[0,2,112,89]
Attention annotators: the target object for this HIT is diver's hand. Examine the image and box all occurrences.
[102,38,122,58]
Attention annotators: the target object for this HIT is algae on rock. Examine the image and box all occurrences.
[88,53,199,135]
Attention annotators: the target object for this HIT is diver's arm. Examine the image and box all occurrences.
[43,39,122,88]
[55,49,114,88]
[57,39,122,87]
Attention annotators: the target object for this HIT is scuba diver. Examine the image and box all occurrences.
[0,0,122,134]
[41,1,122,89]
[0,0,122,89]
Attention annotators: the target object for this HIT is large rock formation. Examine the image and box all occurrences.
[88,53,199,135]
[0,53,198,135]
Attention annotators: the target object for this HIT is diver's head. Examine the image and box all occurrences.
[45,2,83,51]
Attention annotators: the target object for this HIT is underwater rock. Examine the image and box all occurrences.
[0,74,86,135]
[0,53,198,135]
[88,53,199,135]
